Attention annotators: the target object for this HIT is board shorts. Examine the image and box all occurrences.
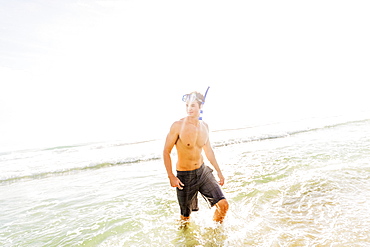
[176,164,226,217]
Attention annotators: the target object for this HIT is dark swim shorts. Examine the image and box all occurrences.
[176,164,226,217]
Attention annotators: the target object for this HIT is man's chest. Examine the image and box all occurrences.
[179,124,208,148]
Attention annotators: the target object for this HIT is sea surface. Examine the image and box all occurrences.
[1,112,370,246]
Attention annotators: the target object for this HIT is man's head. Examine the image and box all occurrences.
[182,91,204,118]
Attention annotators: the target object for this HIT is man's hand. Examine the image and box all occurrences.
[169,175,184,190]
[218,172,225,186]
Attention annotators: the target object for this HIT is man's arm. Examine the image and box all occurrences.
[203,138,225,186]
[163,122,184,189]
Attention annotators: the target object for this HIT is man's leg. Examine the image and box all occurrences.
[213,199,229,223]
[180,215,190,221]
[180,193,197,222]
[177,180,197,223]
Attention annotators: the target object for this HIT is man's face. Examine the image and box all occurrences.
[186,101,201,117]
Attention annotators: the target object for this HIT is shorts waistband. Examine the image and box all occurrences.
[176,163,205,175]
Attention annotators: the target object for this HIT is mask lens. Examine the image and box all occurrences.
[189,94,196,102]
[182,93,201,103]
[182,94,189,102]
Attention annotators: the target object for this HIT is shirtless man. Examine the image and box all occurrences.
[163,91,228,223]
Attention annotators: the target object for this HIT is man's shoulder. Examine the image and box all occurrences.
[201,120,209,129]
[170,119,184,131]
[173,118,185,125]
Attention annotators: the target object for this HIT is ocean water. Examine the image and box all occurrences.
[1,113,370,246]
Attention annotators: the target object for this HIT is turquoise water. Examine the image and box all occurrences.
[1,115,370,246]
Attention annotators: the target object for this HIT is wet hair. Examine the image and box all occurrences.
[187,91,204,107]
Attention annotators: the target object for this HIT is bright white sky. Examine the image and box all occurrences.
[1,0,369,151]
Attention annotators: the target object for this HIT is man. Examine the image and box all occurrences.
[163,91,229,223]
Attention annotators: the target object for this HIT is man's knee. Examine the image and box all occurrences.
[216,199,229,213]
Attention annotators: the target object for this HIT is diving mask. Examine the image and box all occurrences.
[182,93,203,103]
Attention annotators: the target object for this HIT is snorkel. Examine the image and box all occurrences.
[199,86,210,120]
[182,86,210,120]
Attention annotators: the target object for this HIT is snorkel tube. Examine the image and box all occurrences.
[199,86,210,120]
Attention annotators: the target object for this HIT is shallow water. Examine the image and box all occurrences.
[219,120,370,246]
[1,118,370,246]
